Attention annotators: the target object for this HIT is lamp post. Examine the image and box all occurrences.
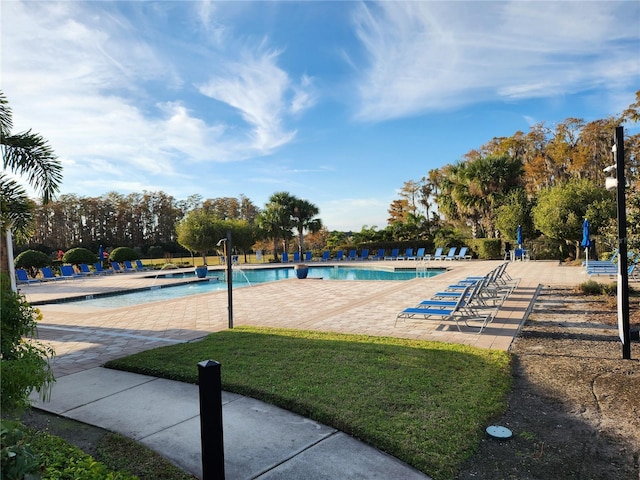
[605,126,631,360]
[217,232,233,329]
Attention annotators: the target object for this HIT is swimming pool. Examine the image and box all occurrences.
[60,266,443,309]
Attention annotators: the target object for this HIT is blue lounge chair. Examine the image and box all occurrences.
[110,262,124,273]
[426,247,444,260]
[79,263,94,275]
[348,250,357,261]
[281,252,289,263]
[321,251,330,261]
[443,247,458,260]
[395,284,470,327]
[399,248,413,260]
[359,249,369,260]
[455,247,472,261]
[293,251,301,262]
[94,262,114,275]
[60,265,83,280]
[16,268,41,285]
[336,250,344,261]
[135,259,151,271]
[385,248,399,260]
[41,267,65,281]
[408,247,425,261]
[122,261,136,272]
[585,260,617,275]
[305,251,312,262]
[373,249,385,261]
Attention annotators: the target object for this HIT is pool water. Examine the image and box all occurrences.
[64,266,442,309]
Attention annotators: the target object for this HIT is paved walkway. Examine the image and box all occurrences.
[25,259,584,479]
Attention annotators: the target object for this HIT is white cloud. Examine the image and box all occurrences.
[1,1,316,197]
[197,47,303,154]
[352,1,640,121]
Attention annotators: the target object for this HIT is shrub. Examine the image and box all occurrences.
[108,247,139,263]
[577,279,620,296]
[14,250,50,278]
[466,239,502,259]
[578,280,604,295]
[1,275,55,415]
[0,420,39,480]
[63,247,98,266]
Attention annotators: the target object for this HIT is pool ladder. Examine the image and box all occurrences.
[416,259,431,278]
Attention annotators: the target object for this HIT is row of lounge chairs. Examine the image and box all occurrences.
[15,260,151,284]
[585,259,640,281]
[583,250,640,279]
[394,263,519,334]
[307,246,472,262]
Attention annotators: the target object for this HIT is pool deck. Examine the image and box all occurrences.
[21,259,584,378]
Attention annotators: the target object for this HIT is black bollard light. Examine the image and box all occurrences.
[198,360,225,480]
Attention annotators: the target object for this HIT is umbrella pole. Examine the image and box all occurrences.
[586,247,589,267]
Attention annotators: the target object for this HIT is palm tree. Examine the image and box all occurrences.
[291,198,322,254]
[257,192,295,262]
[1,90,62,285]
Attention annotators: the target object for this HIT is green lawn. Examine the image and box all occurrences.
[105,327,512,480]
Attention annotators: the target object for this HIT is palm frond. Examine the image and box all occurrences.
[0,173,35,239]
[2,131,62,203]
[0,90,12,138]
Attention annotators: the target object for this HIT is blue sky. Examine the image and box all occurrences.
[2,1,639,231]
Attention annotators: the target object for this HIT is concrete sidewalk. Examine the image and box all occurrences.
[33,367,431,479]
[28,260,583,479]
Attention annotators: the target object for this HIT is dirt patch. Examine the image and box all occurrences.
[21,409,107,458]
[457,287,640,480]
[20,287,640,479]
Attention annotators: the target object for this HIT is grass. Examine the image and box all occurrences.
[105,327,512,480]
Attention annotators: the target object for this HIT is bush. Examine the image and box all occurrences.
[1,275,55,415]
[14,250,50,278]
[63,247,98,266]
[578,280,604,295]
[0,420,39,480]
[577,280,617,296]
[108,247,139,263]
[466,239,502,259]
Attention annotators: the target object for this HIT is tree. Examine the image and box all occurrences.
[0,92,59,416]
[175,210,225,265]
[257,192,295,261]
[495,189,535,243]
[532,179,614,259]
[227,219,256,263]
[387,199,409,225]
[1,90,62,278]
[398,180,421,217]
[291,198,322,254]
